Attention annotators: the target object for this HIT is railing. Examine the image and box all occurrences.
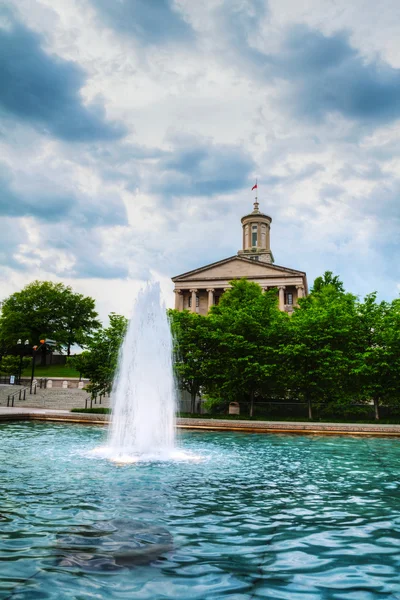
[84,393,107,409]
[7,387,29,407]
[6,381,44,406]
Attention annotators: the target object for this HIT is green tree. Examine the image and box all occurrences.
[70,313,128,397]
[282,275,358,419]
[169,309,213,413]
[56,289,101,356]
[312,271,345,294]
[351,294,400,420]
[0,281,100,364]
[207,279,289,416]
[0,355,30,376]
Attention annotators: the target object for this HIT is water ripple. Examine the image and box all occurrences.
[1,423,400,599]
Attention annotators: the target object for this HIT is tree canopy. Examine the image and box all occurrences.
[170,274,400,420]
[0,281,101,364]
[69,313,128,397]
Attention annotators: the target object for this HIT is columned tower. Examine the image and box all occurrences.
[237,199,274,264]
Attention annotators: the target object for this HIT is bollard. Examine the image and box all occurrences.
[7,395,10,407]
[90,397,93,409]
[19,389,21,401]
[23,389,26,401]
[34,384,37,395]
[99,395,102,405]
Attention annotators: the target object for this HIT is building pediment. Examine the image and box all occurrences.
[172,256,305,282]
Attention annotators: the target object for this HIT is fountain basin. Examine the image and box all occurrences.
[1,421,400,599]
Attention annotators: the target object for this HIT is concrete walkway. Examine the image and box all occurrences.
[1,407,400,436]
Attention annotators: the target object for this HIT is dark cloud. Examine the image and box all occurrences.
[0,8,125,142]
[0,164,127,226]
[270,25,400,126]
[152,135,254,197]
[217,0,268,66]
[94,0,193,45]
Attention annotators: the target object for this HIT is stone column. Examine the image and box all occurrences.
[207,288,214,310]
[190,289,197,313]
[278,285,286,311]
[296,285,304,299]
[174,289,183,310]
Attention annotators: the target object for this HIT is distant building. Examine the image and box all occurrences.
[172,199,308,315]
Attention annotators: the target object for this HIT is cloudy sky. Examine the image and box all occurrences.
[1,0,400,320]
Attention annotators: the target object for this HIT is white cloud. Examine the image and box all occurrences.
[0,0,400,321]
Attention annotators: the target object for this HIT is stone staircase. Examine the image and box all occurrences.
[0,384,110,411]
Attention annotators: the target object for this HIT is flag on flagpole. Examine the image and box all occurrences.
[251,183,257,191]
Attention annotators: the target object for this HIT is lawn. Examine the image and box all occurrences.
[22,364,81,378]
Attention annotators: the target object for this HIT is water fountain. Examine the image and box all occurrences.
[105,282,176,462]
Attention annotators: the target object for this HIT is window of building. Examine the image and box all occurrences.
[286,293,293,305]
[188,295,199,308]
[252,224,257,246]
[250,256,259,261]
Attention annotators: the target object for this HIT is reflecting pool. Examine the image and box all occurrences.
[1,422,400,599]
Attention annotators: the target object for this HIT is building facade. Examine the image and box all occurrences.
[172,200,308,315]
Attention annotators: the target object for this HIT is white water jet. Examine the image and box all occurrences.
[106,282,176,460]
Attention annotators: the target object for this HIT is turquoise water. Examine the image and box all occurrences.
[1,423,400,599]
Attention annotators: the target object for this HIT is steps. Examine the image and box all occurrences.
[0,385,110,410]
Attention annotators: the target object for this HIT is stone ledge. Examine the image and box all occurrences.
[1,408,400,436]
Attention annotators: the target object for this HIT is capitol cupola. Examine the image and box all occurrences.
[238,196,274,264]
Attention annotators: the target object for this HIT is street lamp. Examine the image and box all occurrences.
[30,339,46,388]
[17,339,29,384]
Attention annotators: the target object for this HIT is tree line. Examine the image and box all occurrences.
[170,273,400,421]
[2,274,400,421]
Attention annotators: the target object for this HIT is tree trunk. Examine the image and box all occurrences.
[308,398,313,420]
[373,397,380,421]
[67,343,71,356]
[249,390,254,418]
[191,391,196,414]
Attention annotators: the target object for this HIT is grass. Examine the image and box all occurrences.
[71,408,111,414]
[22,364,81,378]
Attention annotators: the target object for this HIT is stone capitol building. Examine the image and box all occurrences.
[172,198,308,315]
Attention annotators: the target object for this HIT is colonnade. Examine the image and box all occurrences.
[174,284,305,313]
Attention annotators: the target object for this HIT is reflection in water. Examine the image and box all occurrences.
[56,519,173,570]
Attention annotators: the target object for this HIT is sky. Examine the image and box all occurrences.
[1,0,400,321]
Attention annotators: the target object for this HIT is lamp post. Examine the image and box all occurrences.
[17,339,29,384]
[30,339,46,388]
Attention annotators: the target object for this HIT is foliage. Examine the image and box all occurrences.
[207,280,289,416]
[169,310,214,413]
[0,281,100,364]
[351,294,400,419]
[171,274,400,421]
[69,313,128,397]
[281,276,358,419]
[0,355,30,375]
